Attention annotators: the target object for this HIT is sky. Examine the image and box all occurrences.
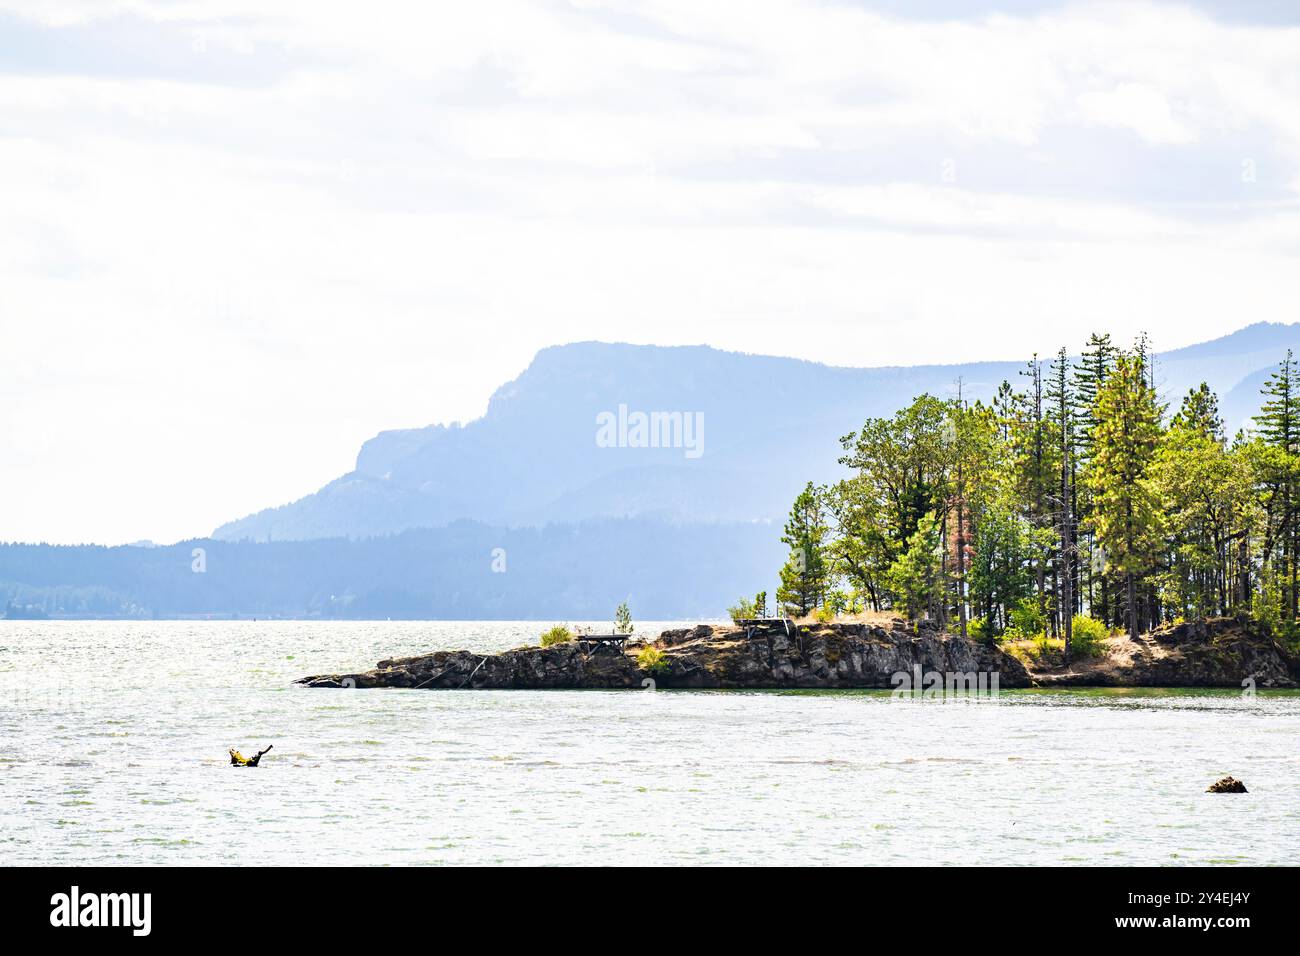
[3,0,1300,545]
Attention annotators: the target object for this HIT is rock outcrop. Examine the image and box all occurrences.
[1207,776,1248,793]
[1028,617,1299,688]
[298,615,1299,691]
[297,619,1029,690]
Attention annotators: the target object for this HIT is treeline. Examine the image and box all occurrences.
[774,334,1300,658]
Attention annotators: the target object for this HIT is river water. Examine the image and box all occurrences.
[2,621,1297,865]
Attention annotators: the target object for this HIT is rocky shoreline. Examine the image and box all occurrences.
[1026,617,1299,688]
[296,616,1300,691]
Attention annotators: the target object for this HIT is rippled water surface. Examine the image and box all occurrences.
[3,621,1298,865]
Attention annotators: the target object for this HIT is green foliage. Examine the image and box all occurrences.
[614,600,634,635]
[821,587,865,616]
[1172,382,1223,441]
[1072,332,1117,456]
[727,596,756,622]
[777,481,831,616]
[832,395,957,613]
[539,624,573,647]
[1004,598,1046,640]
[968,496,1036,635]
[1152,415,1251,621]
[814,606,835,623]
[1069,615,1108,658]
[1252,567,1300,647]
[636,645,669,675]
[884,510,943,622]
[1254,350,1300,452]
[839,394,951,548]
[1085,353,1163,636]
[1251,350,1300,626]
[794,332,1300,642]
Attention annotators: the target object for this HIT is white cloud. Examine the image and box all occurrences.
[1076,83,1195,144]
[2,0,1300,543]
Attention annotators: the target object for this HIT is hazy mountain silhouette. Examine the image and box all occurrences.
[0,519,783,620]
[7,322,1299,620]
[214,322,1300,543]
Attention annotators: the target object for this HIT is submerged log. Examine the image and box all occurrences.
[229,745,273,767]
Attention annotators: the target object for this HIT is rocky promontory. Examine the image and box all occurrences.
[297,615,1300,691]
[297,618,1027,690]
[1026,616,1299,688]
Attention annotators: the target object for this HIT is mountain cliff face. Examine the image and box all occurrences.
[214,323,1300,542]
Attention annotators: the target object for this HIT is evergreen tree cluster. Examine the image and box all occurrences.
[773,337,1300,658]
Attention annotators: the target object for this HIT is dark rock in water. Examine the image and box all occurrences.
[296,620,1029,691]
[1207,776,1248,793]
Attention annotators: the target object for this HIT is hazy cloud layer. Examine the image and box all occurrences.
[3,0,1300,543]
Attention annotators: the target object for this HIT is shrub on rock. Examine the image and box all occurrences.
[637,645,669,675]
[540,625,573,647]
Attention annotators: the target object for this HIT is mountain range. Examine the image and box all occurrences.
[214,322,1300,543]
[4,322,1298,619]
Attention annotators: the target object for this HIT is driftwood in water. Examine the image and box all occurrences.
[229,745,273,767]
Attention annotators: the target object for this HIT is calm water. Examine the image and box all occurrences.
[2,620,1298,866]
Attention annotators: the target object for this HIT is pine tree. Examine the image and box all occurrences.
[1155,391,1247,620]
[1048,347,1075,658]
[1073,332,1117,624]
[1254,350,1300,621]
[1172,383,1223,442]
[885,510,944,623]
[1086,354,1163,638]
[791,336,1300,643]
[948,383,971,637]
[968,494,1035,635]
[824,479,890,611]
[1012,356,1057,627]
[777,481,830,616]
[1072,333,1117,452]
[614,600,634,635]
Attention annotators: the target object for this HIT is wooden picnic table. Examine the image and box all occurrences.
[576,633,632,651]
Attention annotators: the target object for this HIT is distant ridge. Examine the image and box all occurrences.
[214,322,1300,543]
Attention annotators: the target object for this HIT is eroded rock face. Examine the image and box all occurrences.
[301,640,644,690]
[647,620,1029,690]
[1146,619,1298,688]
[297,620,1030,690]
[1034,617,1299,688]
